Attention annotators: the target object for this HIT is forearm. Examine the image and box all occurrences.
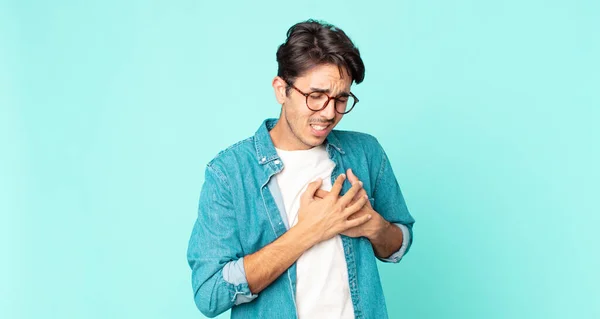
[368,219,403,259]
[244,224,316,294]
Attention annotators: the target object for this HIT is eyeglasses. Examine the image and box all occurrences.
[286,82,359,114]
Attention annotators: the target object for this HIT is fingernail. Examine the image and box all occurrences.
[340,174,346,179]
[368,215,372,219]
[359,181,363,186]
[364,194,368,199]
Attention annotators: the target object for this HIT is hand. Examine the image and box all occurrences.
[315,169,388,239]
[296,173,372,244]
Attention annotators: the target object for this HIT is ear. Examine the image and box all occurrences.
[272,76,288,105]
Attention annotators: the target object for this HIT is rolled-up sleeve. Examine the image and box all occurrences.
[376,223,411,263]
[187,165,257,318]
[222,257,258,305]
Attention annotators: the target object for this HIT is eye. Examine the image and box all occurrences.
[309,93,325,100]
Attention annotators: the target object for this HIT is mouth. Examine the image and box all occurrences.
[309,123,332,137]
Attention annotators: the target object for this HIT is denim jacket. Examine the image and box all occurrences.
[187,119,415,318]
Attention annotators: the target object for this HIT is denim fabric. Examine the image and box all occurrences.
[187,118,415,318]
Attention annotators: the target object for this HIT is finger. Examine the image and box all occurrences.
[365,195,373,208]
[346,168,360,185]
[344,194,368,216]
[351,188,367,204]
[329,173,346,197]
[339,180,363,207]
[345,213,372,229]
[346,168,366,204]
[315,189,329,199]
[301,178,323,202]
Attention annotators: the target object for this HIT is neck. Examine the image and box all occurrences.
[269,118,313,151]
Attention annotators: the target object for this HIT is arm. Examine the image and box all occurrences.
[333,184,410,261]
[367,219,403,259]
[243,222,315,294]
[188,168,370,317]
[244,175,370,294]
[370,145,415,261]
[187,165,252,318]
[322,146,415,262]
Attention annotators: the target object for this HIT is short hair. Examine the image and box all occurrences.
[276,19,365,93]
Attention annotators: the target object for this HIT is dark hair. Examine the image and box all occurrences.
[276,19,365,94]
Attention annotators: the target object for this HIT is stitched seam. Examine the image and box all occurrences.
[206,164,231,191]
[353,240,363,319]
[287,270,298,319]
[260,178,279,239]
[206,164,246,256]
[254,135,262,160]
[372,146,387,196]
[223,136,253,154]
[209,137,253,166]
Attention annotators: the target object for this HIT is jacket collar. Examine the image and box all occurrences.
[253,118,345,165]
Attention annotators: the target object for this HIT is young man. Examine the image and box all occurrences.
[187,20,415,319]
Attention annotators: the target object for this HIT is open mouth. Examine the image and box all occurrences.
[309,123,331,137]
[310,124,329,131]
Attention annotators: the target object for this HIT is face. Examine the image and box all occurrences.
[272,64,353,150]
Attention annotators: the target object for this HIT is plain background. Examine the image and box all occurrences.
[1,0,598,318]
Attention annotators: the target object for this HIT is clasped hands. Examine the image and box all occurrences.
[296,168,387,242]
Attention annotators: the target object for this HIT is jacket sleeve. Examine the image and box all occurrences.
[371,143,416,262]
[187,165,257,318]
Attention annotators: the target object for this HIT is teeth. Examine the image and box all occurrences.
[311,125,327,131]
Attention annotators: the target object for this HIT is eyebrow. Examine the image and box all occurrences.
[309,87,350,96]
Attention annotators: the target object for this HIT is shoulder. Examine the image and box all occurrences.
[205,136,256,174]
[330,129,384,155]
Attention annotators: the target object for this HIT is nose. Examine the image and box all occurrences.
[319,98,336,120]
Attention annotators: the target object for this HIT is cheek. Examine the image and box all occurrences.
[334,114,344,124]
[289,102,313,120]
[284,101,305,124]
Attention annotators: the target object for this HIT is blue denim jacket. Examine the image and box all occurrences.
[187,119,415,318]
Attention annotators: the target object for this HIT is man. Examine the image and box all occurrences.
[187,19,415,319]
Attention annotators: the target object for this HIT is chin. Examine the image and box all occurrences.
[304,135,327,147]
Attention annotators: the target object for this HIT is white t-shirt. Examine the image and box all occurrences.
[275,145,354,319]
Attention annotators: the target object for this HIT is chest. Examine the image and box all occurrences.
[232,151,375,255]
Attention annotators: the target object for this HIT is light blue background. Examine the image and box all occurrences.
[1,0,598,318]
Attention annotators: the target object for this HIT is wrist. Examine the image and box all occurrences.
[367,216,390,243]
[291,222,320,249]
